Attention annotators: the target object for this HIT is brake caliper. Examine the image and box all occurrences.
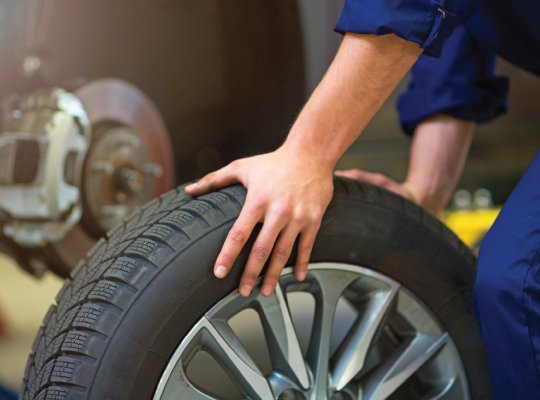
[0,87,90,246]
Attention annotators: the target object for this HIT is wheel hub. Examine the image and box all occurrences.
[82,123,164,234]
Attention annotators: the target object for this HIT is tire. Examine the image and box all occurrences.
[22,178,492,400]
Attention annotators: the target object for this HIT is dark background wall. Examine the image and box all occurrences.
[0,0,306,182]
[1,0,538,205]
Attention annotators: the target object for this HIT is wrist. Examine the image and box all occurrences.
[280,132,339,174]
[281,107,348,172]
[403,179,446,215]
[401,181,421,205]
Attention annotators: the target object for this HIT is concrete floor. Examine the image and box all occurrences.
[0,255,62,394]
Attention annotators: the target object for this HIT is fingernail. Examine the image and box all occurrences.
[240,285,252,297]
[261,284,273,297]
[297,270,307,281]
[185,183,197,191]
[214,265,227,278]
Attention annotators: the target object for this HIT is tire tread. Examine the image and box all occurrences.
[21,178,473,399]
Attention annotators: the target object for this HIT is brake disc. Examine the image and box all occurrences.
[0,79,174,277]
[75,79,174,236]
[43,79,174,276]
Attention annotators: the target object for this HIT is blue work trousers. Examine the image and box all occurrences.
[474,151,540,399]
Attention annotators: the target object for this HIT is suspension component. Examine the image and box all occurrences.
[0,79,174,276]
[0,87,90,246]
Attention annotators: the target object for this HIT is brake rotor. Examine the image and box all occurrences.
[43,78,174,276]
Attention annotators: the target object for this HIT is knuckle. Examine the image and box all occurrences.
[306,211,321,223]
[292,209,307,223]
[351,170,363,179]
[250,198,267,212]
[243,270,259,283]
[202,172,215,182]
[252,245,270,260]
[264,274,280,285]
[311,211,324,222]
[229,159,241,169]
[273,202,293,219]
[274,246,291,262]
[229,228,246,244]
[373,174,387,186]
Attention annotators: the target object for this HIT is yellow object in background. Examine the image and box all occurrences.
[443,208,500,251]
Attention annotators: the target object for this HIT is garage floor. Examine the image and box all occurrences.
[0,255,62,394]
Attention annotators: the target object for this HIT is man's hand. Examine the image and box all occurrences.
[185,147,334,298]
[335,169,419,204]
[337,115,476,216]
[186,32,421,298]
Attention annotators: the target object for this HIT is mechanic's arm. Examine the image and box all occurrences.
[337,114,475,215]
[185,32,421,297]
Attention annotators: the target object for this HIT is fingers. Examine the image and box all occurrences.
[238,212,289,297]
[215,193,323,298]
[185,161,240,196]
[260,217,321,297]
[213,201,263,281]
[335,168,377,182]
[187,155,329,299]
[294,223,319,282]
[334,169,363,179]
[260,223,300,296]
[336,169,419,203]
[336,169,393,188]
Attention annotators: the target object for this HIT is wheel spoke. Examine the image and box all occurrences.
[202,317,275,399]
[155,362,217,400]
[361,333,449,400]
[419,378,459,400]
[255,284,310,389]
[155,264,469,400]
[306,269,359,398]
[331,283,399,390]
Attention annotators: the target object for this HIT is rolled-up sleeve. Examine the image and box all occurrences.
[397,23,509,135]
[335,0,457,57]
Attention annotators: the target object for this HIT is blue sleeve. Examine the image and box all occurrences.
[335,0,458,57]
[397,23,509,135]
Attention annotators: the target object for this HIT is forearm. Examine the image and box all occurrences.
[404,115,476,214]
[283,33,421,170]
[187,31,422,296]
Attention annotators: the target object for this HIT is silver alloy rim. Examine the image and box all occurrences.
[153,263,470,400]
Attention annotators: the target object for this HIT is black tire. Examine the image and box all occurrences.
[22,178,491,400]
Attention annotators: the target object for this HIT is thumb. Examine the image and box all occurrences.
[184,164,239,196]
[335,169,364,180]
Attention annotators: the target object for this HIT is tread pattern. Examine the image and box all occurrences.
[21,178,473,399]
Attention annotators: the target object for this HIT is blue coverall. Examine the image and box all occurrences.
[336,0,540,398]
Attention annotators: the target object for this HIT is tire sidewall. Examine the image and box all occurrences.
[90,193,490,399]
